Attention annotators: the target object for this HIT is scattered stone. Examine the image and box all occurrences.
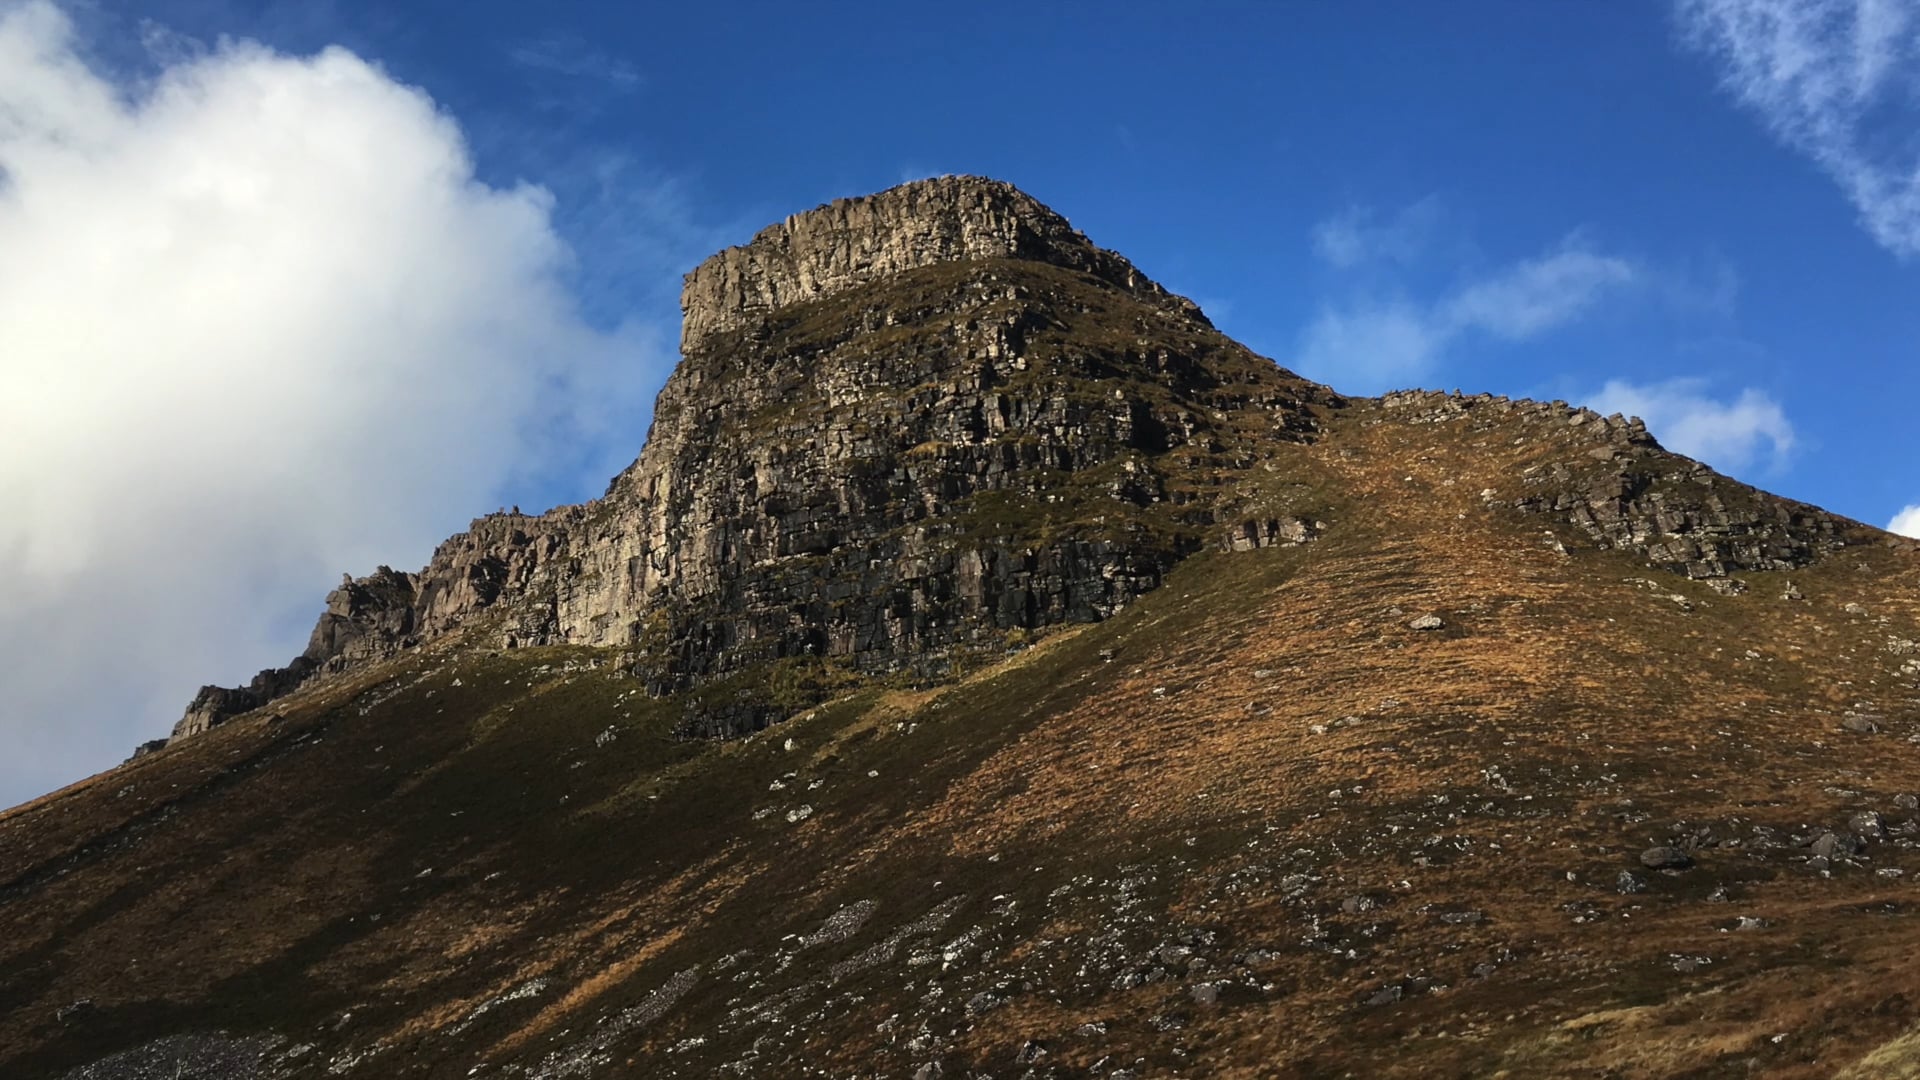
[1408,614,1446,632]
[785,805,814,823]
[1616,871,1647,894]
[1014,1040,1048,1064]
[1640,846,1694,870]
[912,1064,944,1080]
[1191,981,1229,1005]
[1841,715,1881,735]
[1850,812,1887,839]
[1439,910,1486,926]
[1365,985,1403,1007]
[1899,794,1920,811]
[1810,831,1864,859]
[1341,895,1382,915]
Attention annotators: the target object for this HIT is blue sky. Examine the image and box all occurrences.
[93,0,1912,516]
[1,0,1916,804]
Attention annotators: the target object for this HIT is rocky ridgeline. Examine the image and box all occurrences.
[159,186,1876,754]
[677,175,1206,346]
[164,176,1331,746]
[1380,389,1858,577]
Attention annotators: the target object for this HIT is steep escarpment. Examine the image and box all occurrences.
[168,176,1334,744]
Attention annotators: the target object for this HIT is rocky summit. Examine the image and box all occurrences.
[5,177,1920,1079]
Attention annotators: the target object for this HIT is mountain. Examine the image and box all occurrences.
[5,176,1920,1079]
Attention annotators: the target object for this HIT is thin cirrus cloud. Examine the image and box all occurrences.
[1584,378,1795,473]
[0,1,669,808]
[1676,0,1920,257]
[508,33,643,90]
[1296,217,1638,391]
[1310,196,1444,269]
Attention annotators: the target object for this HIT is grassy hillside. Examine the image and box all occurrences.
[6,394,1920,1079]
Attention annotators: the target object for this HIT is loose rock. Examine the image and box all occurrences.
[1640,846,1694,870]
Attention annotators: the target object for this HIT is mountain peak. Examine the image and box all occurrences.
[13,177,1920,1080]
[679,175,1200,347]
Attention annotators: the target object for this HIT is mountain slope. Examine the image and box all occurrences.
[5,177,1920,1079]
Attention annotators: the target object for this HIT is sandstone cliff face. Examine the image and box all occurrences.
[172,176,1330,740]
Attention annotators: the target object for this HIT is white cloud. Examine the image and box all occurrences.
[1296,235,1636,391]
[1310,196,1442,268]
[0,3,665,806]
[1676,0,1920,256]
[1443,246,1638,339]
[1890,504,1920,537]
[1297,298,1446,388]
[1585,378,1795,472]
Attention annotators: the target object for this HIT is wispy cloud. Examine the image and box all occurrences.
[1310,195,1443,268]
[1585,377,1795,472]
[1890,504,1920,537]
[1676,0,1920,257]
[509,34,641,88]
[1443,243,1638,339]
[1298,298,1446,385]
[1297,222,1637,390]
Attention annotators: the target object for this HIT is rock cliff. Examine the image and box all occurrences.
[165,178,1866,748]
[170,176,1333,742]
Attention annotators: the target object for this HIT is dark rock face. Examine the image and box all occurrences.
[171,176,1332,739]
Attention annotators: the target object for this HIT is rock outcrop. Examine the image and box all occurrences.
[1380,389,1855,578]
[677,175,1204,346]
[161,183,1872,748]
[166,175,1332,741]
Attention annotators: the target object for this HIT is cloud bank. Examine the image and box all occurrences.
[1677,0,1920,257]
[0,2,659,807]
[1585,378,1795,472]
